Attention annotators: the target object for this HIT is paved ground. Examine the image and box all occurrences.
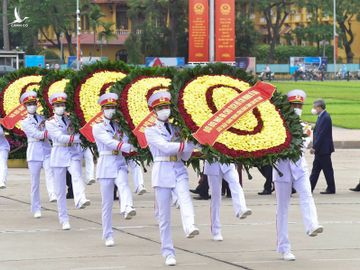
[1,149,360,270]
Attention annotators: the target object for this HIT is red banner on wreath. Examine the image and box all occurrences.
[1,104,27,130]
[192,82,276,146]
[215,0,235,62]
[80,112,103,143]
[132,112,157,149]
[189,0,209,62]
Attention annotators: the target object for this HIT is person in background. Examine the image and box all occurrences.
[309,99,336,194]
[349,179,360,192]
[0,119,10,189]
[257,165,273,195]
[204,161,252,241]
[273,89,323,261]
[20,91,57,218]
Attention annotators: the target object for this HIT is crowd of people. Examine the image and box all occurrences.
[0,88,358,266]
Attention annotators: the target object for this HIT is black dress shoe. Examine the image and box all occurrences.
[193,195,211,200]
[190,189,199,194]
[258,190,272,195]
[320,190,336,194]
[349,183,360,192]
[66,193,74,199]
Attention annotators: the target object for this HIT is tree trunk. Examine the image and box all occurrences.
[2,0,10,50]
[65,32,74,56]
[338,21,354,63]
[169,3,177,56]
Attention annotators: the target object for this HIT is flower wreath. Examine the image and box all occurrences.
[0,67,47,136]
[65,61,130,136]
[171,63,303,168]
[111,67,176,164]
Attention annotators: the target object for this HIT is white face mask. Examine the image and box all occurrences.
[54,106,65,116]
[156,109,171,121]
[27,105,37,114]
[103,109,116,119]
[311,108,318,115]
[294,108,302,117]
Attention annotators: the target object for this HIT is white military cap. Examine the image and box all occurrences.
[98,93,118,106]
[20,91,37,104]
[147,90,171,108]
[287,89,306,104]
[49,92,67,105]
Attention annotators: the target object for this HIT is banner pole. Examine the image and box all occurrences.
[209,0,215,63]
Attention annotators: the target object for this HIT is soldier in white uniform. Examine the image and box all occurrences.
[83,147,96,185]
[93,93,136,247]
[0,123,10,189]
[128,160,146,195]
[204,162,252,241]
[144,91,199,266]
[45,93,90,230]
[19,91,57,218]
[273,89,323,261]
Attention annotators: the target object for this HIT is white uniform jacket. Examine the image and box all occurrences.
[93,118,132,179]
[45,114,81,168]
[20,114,51,162]
[0,126,10,151]
[204,161,235,176]
[144,120,194,188]
[273,122,311,183]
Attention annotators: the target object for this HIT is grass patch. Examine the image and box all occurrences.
[273,81,360,129]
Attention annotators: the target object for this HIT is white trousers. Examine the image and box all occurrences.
[67,159,87,208]
[99,178,116,240]
[275,178,320,253]
[52,167,68,224]
[116,169,133,214]
[154,178,196,258]
[28,159,56,213]
[83,148,95,181]
[207,168,248,236]
[0,150,9,184]
[128,160,144,192]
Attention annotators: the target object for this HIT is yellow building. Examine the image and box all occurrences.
[250,6,360,62]
[39,0,130,62]
[38,1,360,64]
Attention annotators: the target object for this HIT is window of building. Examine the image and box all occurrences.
[116,4,128,30]
[116,49,127,63]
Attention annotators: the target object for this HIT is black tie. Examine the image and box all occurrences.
[110,121,115,131]
[164,122,171,134]
[61,116,67,125]
[33,114,38,123]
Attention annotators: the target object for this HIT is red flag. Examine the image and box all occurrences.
[132,112,157,148]
[79,112,103,143]
[192,82,276,146]
[1,104,27,130]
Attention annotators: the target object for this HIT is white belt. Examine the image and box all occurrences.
[99,150,120,156]
[28,139,40,143]
[154,156,179,162]
[53,143,78,147]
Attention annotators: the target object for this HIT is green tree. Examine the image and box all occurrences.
[324,0,360,63]
[235,0,260,56]
[2,0,10,50]
[126,0,187,64]
[256,0,301,63]
[98,21,117,57]
[83,3,105,52]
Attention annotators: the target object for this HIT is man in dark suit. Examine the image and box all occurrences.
[309,99,336,194]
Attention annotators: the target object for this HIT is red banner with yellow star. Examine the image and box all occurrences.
[215,0,235,62]
[189,0,209,62]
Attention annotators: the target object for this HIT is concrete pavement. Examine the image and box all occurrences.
[0,149,360,270]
